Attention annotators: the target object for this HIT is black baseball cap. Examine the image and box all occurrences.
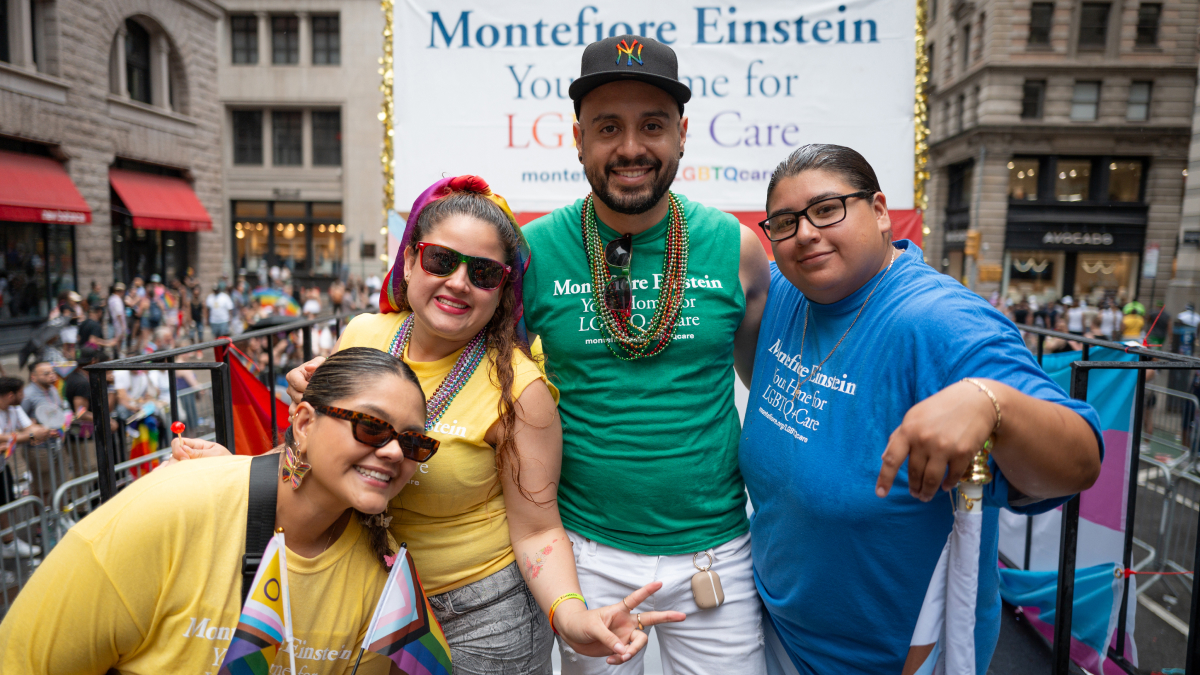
[569,35,691,118]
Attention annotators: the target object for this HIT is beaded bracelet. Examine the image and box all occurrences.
[548,593,587,636]
[963,378,1002,435]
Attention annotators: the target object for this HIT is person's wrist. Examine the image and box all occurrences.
[551,599,588,635]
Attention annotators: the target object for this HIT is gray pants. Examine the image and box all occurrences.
[428,562,554,675]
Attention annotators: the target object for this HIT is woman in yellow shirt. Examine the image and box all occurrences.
[282,176,680,672]
[0,347,435,674]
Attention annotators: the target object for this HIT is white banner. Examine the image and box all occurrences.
[393,0,916,213]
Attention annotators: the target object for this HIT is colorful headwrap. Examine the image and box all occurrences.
[379,176,532,329]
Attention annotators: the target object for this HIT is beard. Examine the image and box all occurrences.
[585,152,680,216]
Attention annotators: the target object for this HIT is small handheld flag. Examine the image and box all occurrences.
[351,544,452,675]
[220,531,295,675]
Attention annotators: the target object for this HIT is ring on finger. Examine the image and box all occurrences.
[621,597,633,612]
[637,613,643,631]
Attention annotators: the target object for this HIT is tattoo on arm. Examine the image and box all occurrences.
[522,539,558,580]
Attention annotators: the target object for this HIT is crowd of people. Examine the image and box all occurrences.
[0,35,1111,675]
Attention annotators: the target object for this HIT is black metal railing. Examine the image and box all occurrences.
[85,311,367,501]
[1020,325,1200,674]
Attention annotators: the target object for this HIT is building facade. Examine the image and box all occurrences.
[216,0,385,289]
[0,0,224,350]
[923,0,1198,309]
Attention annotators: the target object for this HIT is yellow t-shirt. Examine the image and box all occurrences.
[1123,313,1145,337]
[0,455,391,675]
[338,311,558,595]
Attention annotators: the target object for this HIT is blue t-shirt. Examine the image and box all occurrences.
[739,241,1103,675]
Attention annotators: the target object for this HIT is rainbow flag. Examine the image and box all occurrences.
[220,533,294,675]
[359,547,451,675]
[214,345,289,454]
[127,416,159,477]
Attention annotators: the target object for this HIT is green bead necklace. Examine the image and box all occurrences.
[580,192,690,360]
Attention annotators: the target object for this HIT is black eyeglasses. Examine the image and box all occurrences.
[417,242,512,291]
[757,191,875,242]
[603,233,633,318]
[314,404,441,462]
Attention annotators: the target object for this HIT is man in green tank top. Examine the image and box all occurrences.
[521,35,771,675]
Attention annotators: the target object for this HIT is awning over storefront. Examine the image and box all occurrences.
[110,168,212,232]
[0,150,92,225]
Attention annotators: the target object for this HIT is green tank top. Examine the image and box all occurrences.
[523,194,748,555]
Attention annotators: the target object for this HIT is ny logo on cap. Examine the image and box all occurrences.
[615,39,643,66]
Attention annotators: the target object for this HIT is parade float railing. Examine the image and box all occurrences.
[1021,325,1200,675]
[84,310,367,503]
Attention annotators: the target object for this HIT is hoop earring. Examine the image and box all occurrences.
[281,430,311,489]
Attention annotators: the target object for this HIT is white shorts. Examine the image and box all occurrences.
[558,530,767,675]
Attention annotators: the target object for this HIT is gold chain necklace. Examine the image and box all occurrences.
[792,248,899,398]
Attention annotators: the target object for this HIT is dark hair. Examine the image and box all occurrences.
[0,377,24,397]
[28,360,48,374]
[766,144,883,210]
[77,346,105,366]
[297,347,424,569]
[395,192,545,504]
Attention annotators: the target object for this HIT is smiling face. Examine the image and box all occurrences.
[402,214,508,345]
[575,80,686,216]
[293,372,425,515]
[768,169,893,305]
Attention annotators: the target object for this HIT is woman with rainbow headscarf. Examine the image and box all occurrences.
[180,176,682,673]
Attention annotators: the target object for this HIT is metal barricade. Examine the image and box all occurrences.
[0,496,49,618]
[1143,383,1198,469]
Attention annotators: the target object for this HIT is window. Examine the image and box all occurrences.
[271,15,298,65]
[947,161,974,210]
[930,0,938,23]
[1008,159,1039,200]
[1055,159,1091,201]
[0,0,9,63]
[961,25,971,70]
[231,15,257,64]
[234,201,345,277]
[956,94,965,133]
[312,110,341,166]
[272,111,302,165]
[1108,161,1143,202]
[233,110,263,165]
[1078,3,1110,49]
[1136,4,1161,46]
[1029,3,1053,46]
[1127,81,1151,121]
[1021,80,1046,119]
[926,44,935,83]
[125,19,151,104]
[1070,81,1100,121]
[312,15,340,65]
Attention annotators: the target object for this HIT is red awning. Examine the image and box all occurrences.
[0,150,92,225]
[110,168,212,232]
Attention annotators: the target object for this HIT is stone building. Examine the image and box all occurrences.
[922,0,1199,309]
[216,0,385,291]
[0,0,224,350]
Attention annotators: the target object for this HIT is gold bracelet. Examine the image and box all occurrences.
[547,593,587,636]
[963,378,1001,435]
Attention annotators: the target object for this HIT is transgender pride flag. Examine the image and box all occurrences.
[997,346,1139,675]
[355,545,451,675]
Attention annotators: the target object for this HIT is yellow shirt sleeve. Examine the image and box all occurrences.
[0,531,145,674]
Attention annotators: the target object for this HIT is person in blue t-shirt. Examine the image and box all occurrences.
[738,144,1103,675]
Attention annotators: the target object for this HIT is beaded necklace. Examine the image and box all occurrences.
[580,192,690,360]
[389,313,488,429]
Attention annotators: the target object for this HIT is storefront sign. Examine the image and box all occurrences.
[1183,230,1200,245]
[392,1,916,212]
[1143,243,1159,278]
[945,229,968,244]
[1040,231,1114,246]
